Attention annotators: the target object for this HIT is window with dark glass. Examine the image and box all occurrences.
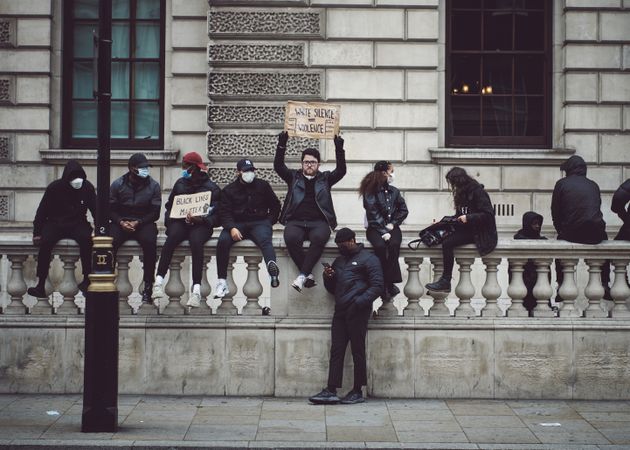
[446,0,551,147]
[62,0,165,148]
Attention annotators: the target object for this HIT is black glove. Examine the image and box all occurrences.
[277,131,289,149]
[333,134,344,152]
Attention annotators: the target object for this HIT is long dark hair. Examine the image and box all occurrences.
[445,167,480,209]
[359,164,389,197]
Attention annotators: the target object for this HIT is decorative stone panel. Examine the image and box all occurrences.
[208,167,285,186]
[208,9,322,38]
[207,132,317,158]
[0,19,16,47]
[208,104,285,127]
[0,77,16,104]
[0,134,14,162]
[0,191,14,221]
[208,71,322,99]
[208,43,305,66]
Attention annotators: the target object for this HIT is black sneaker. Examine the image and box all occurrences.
[388,284,400,298]
[141,286,153,303]
[268,261,280,288]
[303,274,317,288]
[78,278,90,294]
[308,388,340,405]
[340,390,365,405]
[425,277,451,293]
[27,285,47,298]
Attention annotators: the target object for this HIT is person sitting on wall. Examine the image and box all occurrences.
[109,153,161,303]
[214,158,282,299]
[28,160,96,298]
[274,131,346,292]
[425,167,498,294]
[359,160,408,302]
[152,152,221,308]
[309,227,383,405]
[611,177,630,241]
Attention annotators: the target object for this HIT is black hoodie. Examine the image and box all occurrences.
[611,179,630,240]
[33,160,96,236]
[514,211,547,240]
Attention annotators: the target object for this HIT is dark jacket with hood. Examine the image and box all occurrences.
[511,211,547,311]
[363,183,409,235]
[551,155,606,242]
[219,176,281,230]
[33,160,96,236]
[458,183,498,256]
[611,178,630,240]
[164,172,221,229]
[323,244,384,312]
[110,172,161,226]
[274,146,346,229]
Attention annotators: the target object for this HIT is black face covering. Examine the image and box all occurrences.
[338,246,353,257]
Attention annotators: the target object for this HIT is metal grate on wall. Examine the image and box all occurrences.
[493,203,515,217]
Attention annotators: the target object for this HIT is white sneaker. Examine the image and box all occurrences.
[152,282,164,299]
[292,274,306,293]
[187,291,201,308]
[214,279,229,299]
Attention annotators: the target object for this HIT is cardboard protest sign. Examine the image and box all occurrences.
[170,192,212,219]
[284,101,341,139]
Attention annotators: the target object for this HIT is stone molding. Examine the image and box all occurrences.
[208,42,305,66]
[208,70,323,99]
[208,8,323,39]
[207,132,318,159]
[429,147,576,165]
[39,149,180,165]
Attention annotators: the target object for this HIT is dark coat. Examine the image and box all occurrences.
[551,155,606,243]
[611,178,630,240]
[459,184,497,256]
[363,183,409,235]
[219,177,281,230]
[274,146,346,229]
[33,160,96,236]
[323,244,384,312]
[164,173,221,228]
[109,173,161,225]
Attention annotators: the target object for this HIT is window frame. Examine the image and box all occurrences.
[61,0,166,149]
[445,0,552,148]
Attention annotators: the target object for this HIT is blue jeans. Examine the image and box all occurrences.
[216,219,275,278]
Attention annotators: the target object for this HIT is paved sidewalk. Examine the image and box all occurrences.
[0,395,629,449]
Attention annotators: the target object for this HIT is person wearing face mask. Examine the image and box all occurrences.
[109,153,161,303]
[152,152,221,307]
[214,158,282,299]
[274,131,347,292]
[308,228,383,405]
[28,159,96,298]
[359,161,408,302]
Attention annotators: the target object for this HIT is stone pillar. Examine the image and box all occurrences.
[162,254,185,315]
[57,254,80,314]
[584,259,607,318]
[505,258,526,317]
[428,258,451,316]
[557,258,579,317]
[242,255,263,315]
[454,257,475,316]
[115,255,135,314]
[610,259,630,318]
[481,257,501,317]
[532,258,553,317]
[8,255,28,314]
[403,257,423,315]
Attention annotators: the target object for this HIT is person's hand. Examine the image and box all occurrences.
[382,232,391,241]
[32,236,41,246]
[120,220,134,232]
[333,134,344,151]
[277,131,288,148]
[230,227,243,241]
[128,220,139,231]
[185,213,203,225]
[457,215,467,224]
[323,265,335,278]
[385,223,394,231]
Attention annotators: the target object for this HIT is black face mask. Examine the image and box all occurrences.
[338,246,353,257]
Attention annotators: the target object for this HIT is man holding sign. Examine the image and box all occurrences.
[152,152,221,308]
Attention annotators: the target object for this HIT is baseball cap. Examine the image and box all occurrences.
[128,153,150,168]
[237,158,256,172]
[182,152,208,172]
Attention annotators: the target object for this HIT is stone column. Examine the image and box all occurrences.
[115,255,135,313]
[505,258,526,317]
[481,257,501,317]
[428,258,451,316]
[162,254,185,315]
[557,258,579,317]
[531,258,553,317]
[57,254,80,314]
[584,259,607,318]
[455,258,475,316]
[242,255,263,315]
[610,259,630,318]
[8,255,28,314]
[403,257,423,315]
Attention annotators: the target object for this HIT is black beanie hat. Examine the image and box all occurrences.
[334,227,356,243]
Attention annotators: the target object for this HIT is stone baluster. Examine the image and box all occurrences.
[162,254,185,314]
[0,256,9,313]
[7,255,29,314]
[403,257,423,315]
[241,255,263,315]
[56,254,80,314]
[504,258,526,317]
[225,256,238,313]
[584,259,606,318]
[610,259,630,318]
[454,258,475,316]
[200,255,212,306]
[481,257,501,317]
[115,255,136,314]
[531,258,553,317]
[428,258,451,316]
[556,259,579,317]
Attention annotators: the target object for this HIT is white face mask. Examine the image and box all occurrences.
[241,171,256,184]
[137,167,150,178]
[304,174,315,180]
[387,173,395,184]
[70,178,84,190]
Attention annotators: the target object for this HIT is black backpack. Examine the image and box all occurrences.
[408,216,459,250]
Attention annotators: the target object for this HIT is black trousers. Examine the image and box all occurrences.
[156,221,213,285]
[36,222,93,281]
[327,305,372,389]
[366,226,402,290]
[441,227,475,280]
[216,219,275,279]
[283,220,331,276]
[110,222,158,284]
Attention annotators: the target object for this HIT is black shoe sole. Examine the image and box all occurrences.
[270,276,279,288]
[340,397,365,405]
[268,262,280,288]
[425,285,450,293]
[27,287,47,298]
[309,398,340,405]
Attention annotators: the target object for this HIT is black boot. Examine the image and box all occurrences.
[425,277,451,293]
[27,283,47,298]
[141,285,153,303]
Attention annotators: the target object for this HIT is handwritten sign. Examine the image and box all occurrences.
[284,101,340,139]
[170,192,212,219]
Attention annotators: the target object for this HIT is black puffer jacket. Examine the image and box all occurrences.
[551,155,606,241]
[274,146,346,229]
[459,184,497,256]
[219,177,281,230]
[323,244,384,312]
[33,160,96,236]
[110,173,161,225]
[164,172,221,228]
[611,178,630,240]
[363,183,408,235]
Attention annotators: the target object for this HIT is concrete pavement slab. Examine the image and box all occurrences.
[392,419,463,433]
[462,427,539,444]
[447,401,515,416]
[395,430,470,443]
[456,415,528,428]
[327,425,398,442]
[184,424,258,441]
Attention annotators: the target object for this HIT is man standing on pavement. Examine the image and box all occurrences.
[274,131,346,292]
[214,158,281,298]
[309,228,384,405]
[110,153,161,303]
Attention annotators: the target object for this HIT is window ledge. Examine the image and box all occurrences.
[429,147,575,165]
[40,149,180,165]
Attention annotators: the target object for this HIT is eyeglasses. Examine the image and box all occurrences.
[302,160,319,166]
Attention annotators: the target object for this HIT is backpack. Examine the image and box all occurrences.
[408,215,459,250]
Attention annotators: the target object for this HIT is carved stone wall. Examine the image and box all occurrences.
[0,77,15,104]
[208,133,316,160]
[208,72,322,99]
[208,104,285,127]
[0,19,15,47]
[208,9,322,38]
[0,135,13,162]
[0,192,13,221]
[208,43,304,66]
[208,167,285,187]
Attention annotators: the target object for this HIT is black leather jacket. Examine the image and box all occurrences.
[274,146,346,229]
[219,177,281,229]
[363,183,408,235]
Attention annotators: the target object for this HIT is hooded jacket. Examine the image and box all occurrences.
[514,211,547,240]
[33,160,96,236]
[164,172,221,228]
[511,211,547,312]
[458,184,498,256]
[323,244,384,312]
[274,146,346,229]
[611,178,630,240]
[109,172,161,225]
[219,176,281,230]
[551,155,606,241]
[363,183,409,235]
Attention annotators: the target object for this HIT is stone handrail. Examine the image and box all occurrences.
[0,237,629,319]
